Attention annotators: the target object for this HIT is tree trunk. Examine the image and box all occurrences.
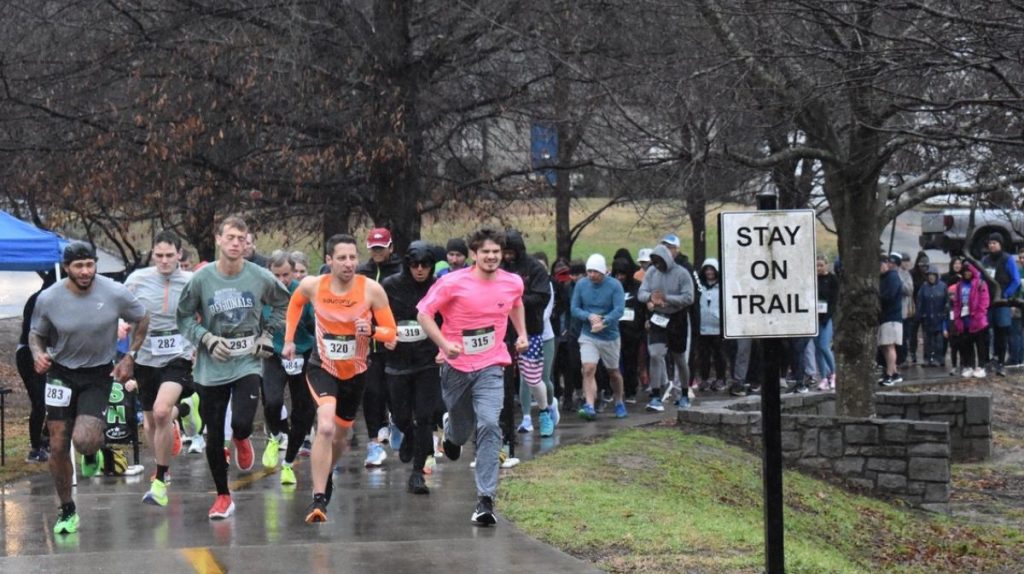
[322,198,351,254]
[687,194,707,265]
[554,65,572,261]
[829,172,881,418]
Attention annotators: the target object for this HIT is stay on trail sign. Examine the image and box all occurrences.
[719,210,819,339]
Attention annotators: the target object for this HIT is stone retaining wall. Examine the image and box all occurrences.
[678,391,992,512]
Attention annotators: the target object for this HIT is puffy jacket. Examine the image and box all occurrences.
[879,268,903,324]
[500,230,551,337]
[915,274,948,333]
[698,258,721,336]
[951,263,990,335]
[382,241,440,373]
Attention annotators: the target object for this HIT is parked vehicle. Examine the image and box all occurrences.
[919,209,1024,257]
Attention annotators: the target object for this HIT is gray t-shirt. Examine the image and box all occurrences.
[125,266,194,367]
[176,260,290,386]
[31,274,148,369]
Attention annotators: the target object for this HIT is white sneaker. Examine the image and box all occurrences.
[377,426,391,445]
[277,433,288,452]
[550,398,560,428]
[188,434,206,454]
[973,368,987,378]
[961,368,973,378]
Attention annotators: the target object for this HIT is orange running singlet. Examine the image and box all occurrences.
[311,274,371,381]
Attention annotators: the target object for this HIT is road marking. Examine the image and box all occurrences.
[229,467,276,491]
[180,547,225,574]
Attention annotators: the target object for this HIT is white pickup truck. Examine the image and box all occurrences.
[919,209,1024,257]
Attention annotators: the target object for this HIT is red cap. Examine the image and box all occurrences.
[366,228,392,248]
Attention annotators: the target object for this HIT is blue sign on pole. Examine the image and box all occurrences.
[531,121,557,186]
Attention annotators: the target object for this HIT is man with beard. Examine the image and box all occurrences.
[31,242,150,533]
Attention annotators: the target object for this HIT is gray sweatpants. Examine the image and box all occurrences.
[441,364,504,499]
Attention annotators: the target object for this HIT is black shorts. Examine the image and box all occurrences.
[306,363,366,428]
[135,358,195,412]
[45,363,113,422]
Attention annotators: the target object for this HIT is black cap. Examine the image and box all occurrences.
[63,241,97,264]
[988,233,1003,246]
[446,238,468,257]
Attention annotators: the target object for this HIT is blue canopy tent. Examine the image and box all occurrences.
[0,210,66,273]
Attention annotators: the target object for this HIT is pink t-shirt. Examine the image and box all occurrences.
[417,266,524,372]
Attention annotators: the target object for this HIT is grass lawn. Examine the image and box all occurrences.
[260,198,839,266]
[500,428,1023,574]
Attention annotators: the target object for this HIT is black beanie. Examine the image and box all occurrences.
[446,238,468,257]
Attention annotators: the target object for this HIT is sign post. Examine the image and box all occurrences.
[720,209,818,574]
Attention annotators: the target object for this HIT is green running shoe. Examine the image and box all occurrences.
[80,451,104,478]
[53,508,79,534]
[263,437,280,468]
[143,478,169,507]
[280,462,297,485]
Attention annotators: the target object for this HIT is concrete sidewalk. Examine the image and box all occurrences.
[0,403,673,573]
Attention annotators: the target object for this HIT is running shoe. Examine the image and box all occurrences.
[143,478,169,507]
[305,495,328,523]
[578,403,597,421]
[299,439,312,457]
[53,506,79,534]
[263,436,280,468]
[208,494,234,520]
[675,397,691,408]
[389,423,403,453]
[424,455,436,475]
[889,373,904,385]
[171,421,182,457]
[624,393,637,405]
[471,496,496,526]
[729,383,748,397]
[538,409,554,437]
[973,368,987,379]
[365,442,387,467]
[711,379,728,392]
[278,434,288,451]
[878,375,895,387]
[80,451,104,478]
[188,434,206,454]
[550,398,560,428]
[645,397,664,412]
[408,471,429,495]
[516,415,533,433]
[26,448,49,463]
[614,402,628,419]
[233,438,254,471]
[442,437,461,462]
[817,378,830,392]
[280,462,297,485]
[794,380,810,394]
[377,426,391,445]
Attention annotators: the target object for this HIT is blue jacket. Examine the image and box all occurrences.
[915,279,948,333]
[571,275,625,341]
[879,269,903,323]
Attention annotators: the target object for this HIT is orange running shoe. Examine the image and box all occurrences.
[233,437,254,471]
[208,494,235,519]
[171,421,182,457]
[304,495,328,523]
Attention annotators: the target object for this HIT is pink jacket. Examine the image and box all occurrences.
[951,263,990,335]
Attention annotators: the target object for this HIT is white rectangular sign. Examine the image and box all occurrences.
[720,210,819,339]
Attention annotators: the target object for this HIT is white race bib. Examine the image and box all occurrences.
[225,334,255,357]
[620,308,635,322]
[324,335,356,361]
[985,267,996,278]
[817,301,828,314]
[282,356,305,375]
[650,313,670,328]
[397,320,427,343]
[149,330,184,356]
[960,304,970,317]
[462,327,496,355]
[45,380,72,408]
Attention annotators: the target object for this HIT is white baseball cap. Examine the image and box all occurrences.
[637,248,652,263]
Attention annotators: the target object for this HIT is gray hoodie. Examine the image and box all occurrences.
[638,244,695,314]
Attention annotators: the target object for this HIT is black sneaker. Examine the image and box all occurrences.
[889,373,904,385]
[996,365,1006,377]
[408,471,429,495]
[399,432,414,463]
[304,495,328,523]
[794,381,809,394]
[878,375,895,387]
[471,496,496,526]
[729,383,748,397]
[443,438,461,461]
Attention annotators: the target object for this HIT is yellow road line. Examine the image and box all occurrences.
[180,547,225,574]
[229,467,276,491]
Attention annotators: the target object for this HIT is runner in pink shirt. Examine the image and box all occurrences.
[417,227,528,526]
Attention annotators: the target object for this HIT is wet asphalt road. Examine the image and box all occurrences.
[1,407,673,573]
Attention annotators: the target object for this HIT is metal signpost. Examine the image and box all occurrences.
[719,209,818,574]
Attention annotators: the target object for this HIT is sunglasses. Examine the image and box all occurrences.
[409,261,432,269]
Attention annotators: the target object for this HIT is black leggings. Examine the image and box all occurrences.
[16,346,46,450]
[196,375,261,495]
[387,367,442,472]
[361,354,389,439]
[958,329,990,370]
[262,355,315,464]
[696,334,728,381]
[992,325,1009,366]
